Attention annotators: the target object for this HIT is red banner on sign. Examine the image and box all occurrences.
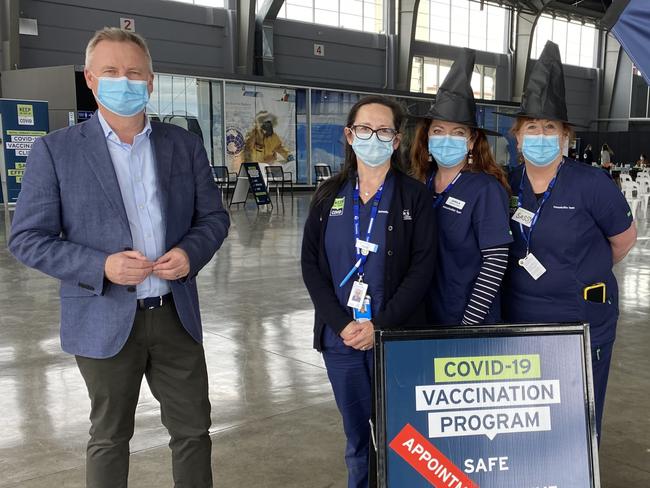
[389,423,479,488]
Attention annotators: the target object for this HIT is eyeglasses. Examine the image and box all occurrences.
[349,124,398,142]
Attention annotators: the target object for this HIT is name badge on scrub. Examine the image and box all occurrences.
[353,294,372,322]
[519,253,547,280]
[445,196,466,210]
[347,280,368,310]
[512,207,536,227]
[355,238,379,256]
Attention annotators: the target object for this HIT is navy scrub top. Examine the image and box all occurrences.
[325,173,394,321]
[502,158,633,345]
[429,171,513,325]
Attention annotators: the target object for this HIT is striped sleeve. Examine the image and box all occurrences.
[461,246,509,325]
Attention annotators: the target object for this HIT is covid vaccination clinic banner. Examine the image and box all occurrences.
[0,99,49,204]
[374,325,599,488]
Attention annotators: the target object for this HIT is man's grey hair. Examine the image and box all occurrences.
[85,27,153,73]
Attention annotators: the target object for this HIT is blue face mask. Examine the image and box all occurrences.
[352,134,394,168]
[96,76,150,117]
[522,134,561,167]
[428,135,468,168]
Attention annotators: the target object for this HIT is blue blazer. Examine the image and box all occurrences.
[9,113,230,359]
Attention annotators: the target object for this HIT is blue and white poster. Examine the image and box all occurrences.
[0,99,49,204]
[376,326,599,488]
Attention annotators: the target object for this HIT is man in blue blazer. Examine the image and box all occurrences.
[9,28,229,488]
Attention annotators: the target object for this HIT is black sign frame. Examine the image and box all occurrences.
[373,323,600,488]
[229,162,273,209]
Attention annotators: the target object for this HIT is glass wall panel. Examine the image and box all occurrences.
[169,0,226,6]
[211,80,224,167]
[270,0,384,33]
[532,15,598,68]
[309,90,363,182]
[196,79,212,162]
[157,74,173,118]
[430,0,451,45]
[565,23,582,66]
[148,72,523,185]
[438,59,453,88]
[471,68,482,99]
[484,66,496,101]
[410,57,495,99]
[416,0,509,54]
[149,74,223,165]
[411,57,424,92]
[423,58,438,94]
[223,82,298,181]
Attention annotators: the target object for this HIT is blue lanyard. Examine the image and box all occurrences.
[338,178,384,287]
[432,172,462,208]
[426,172,434,190]
[517,162,563,253]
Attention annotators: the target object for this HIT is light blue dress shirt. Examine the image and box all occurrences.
[98,111,170,299]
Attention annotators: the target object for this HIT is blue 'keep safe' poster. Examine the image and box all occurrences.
[0,99,49,204]
[378,327,598,488]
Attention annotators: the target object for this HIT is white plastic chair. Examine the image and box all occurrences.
[636,179,650,217]
[636,173,650,184]
[621,181,642,220]
[620,173,633,184]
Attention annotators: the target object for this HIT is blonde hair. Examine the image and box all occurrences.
[85,27,153,73]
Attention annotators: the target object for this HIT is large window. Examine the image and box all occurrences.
[142,73,521,185]
[148,74,223,165]
[416,0,509,54]
[261,0,384,33]
[531,15,597,68]
[166,0,225,7]
[410,56,496,100]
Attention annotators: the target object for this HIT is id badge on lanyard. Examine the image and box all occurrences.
[340,179,384,310]
[353,294,372,322]
[514,163,563,280]
[432,172,462,208]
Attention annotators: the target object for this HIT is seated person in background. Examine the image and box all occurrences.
[635,153,648,168]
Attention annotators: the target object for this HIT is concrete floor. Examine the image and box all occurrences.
[0,194,648,487]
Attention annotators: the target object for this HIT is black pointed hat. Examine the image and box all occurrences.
[499,40,575,125]
[409,48,500,136]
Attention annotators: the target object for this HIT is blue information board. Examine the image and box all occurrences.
[0,99,49,204]
[375,324,599,488]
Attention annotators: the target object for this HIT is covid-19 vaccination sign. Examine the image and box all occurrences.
[374,324,599,488]
[0,99,49,204]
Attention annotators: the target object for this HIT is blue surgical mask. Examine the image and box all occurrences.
[428,135,468,168]
[352,134,394,168]
[522,135,561,167]
[95,76,149,117]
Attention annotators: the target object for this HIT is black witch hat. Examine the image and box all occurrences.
[409,48,501,136]
[498,40,577,125]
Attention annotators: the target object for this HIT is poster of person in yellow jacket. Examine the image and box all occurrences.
[225,84,296,181]
[244,111,295,165]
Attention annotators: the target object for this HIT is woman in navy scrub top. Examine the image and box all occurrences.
[301,96,436,488]
[410,49,513,326]
[501,41,637,438]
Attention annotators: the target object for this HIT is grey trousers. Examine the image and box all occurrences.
[76,302,213,488]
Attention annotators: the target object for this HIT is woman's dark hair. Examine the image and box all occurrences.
[310,95,405,208]
[410,118,511,194]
